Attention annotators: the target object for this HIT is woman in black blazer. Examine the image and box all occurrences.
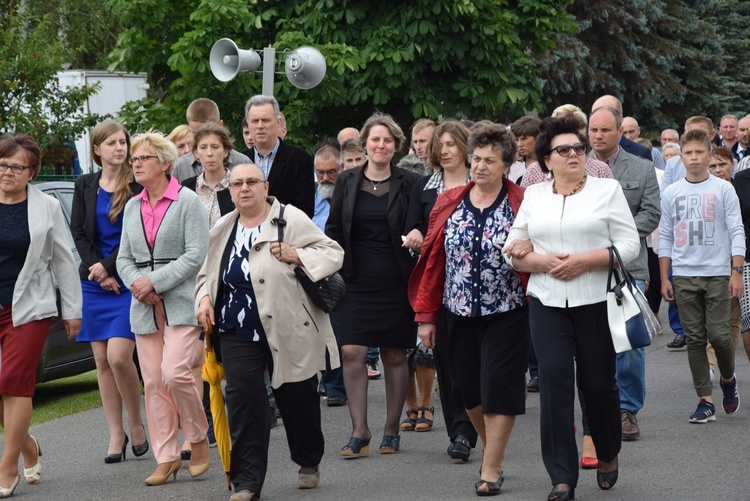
[326,113,420,457]
[70,120,149,463]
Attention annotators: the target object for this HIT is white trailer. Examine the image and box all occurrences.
[57,70,149,174]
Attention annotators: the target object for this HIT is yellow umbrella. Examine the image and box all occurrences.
[202,325,231,490]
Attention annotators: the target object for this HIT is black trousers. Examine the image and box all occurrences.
[529,298,621,487]
[220,331,324,495]
[434,308,478,447]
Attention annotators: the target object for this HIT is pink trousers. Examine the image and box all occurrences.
[135,302,207,463]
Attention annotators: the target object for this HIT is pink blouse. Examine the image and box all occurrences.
[134,176,182,251]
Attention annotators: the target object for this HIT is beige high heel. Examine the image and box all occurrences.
[188,438,210,478]
[24,436,42,484]
[144,459,182,486]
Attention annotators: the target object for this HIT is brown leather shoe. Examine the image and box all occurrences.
[621,410,640,441]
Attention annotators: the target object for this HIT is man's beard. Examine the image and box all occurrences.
[317,182,335,199]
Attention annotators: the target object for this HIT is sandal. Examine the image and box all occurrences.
[475,475,504,497]
[379,434,400,454]
[414,406,434,432]
[340,436,370,459]
[399,409,417,431]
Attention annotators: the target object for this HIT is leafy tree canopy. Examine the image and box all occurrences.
[535,0,724,132]
[106,0,576,146]
[0,5,100,170]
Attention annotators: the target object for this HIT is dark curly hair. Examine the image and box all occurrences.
[534,115,588,174]
[467,123,516,168]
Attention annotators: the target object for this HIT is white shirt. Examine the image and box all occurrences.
[505,177,640,308]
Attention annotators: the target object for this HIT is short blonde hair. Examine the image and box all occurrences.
[552,104,588,126]
[167,124,192,144]
[130,130,178,175]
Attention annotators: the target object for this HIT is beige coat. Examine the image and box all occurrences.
[195,197,343,388]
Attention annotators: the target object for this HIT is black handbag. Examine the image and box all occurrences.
[273,204,346,313]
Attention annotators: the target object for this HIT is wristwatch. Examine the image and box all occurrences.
[732,266,744,273]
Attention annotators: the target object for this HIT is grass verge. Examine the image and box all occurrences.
[31,370,102,425]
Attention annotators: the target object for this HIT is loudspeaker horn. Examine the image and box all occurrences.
[209,38,261,82]
[285,46,327,89]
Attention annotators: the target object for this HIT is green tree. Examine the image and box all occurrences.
[106,0,576,146]
[0,6,100,171]
[702,0,750,118]
[535,0,722,131]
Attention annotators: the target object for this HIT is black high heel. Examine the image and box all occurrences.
[547,485,575,501]
[597,457,618,490]
[132,425,149,457]
[105,434,129,464]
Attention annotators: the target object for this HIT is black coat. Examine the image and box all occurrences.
[181,176,235,216]
[732,169,750,261]
[250,139,315,218]
[325,161,420,283]
[70,171,142,280]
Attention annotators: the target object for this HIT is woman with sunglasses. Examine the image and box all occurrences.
[504,115,639,501]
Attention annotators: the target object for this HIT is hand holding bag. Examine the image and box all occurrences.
[606,246,657,353]
[273,204,346,313]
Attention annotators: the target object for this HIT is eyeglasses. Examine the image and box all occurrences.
[229,177,266,189]
[550,143,587,157]
[0,162,29,174]
[315,164,343,177]
[127,155,159,165]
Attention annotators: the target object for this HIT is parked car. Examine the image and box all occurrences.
[34,181,96,383]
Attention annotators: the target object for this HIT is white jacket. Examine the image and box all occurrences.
[506,177,640,308]
[12,184,82,326]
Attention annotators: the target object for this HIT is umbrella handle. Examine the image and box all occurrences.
[205,322,215,350]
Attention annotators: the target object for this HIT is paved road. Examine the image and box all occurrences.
[4,312,750,500]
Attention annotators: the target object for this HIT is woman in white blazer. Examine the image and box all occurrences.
[504,116,639,501]
[0,134,82,498]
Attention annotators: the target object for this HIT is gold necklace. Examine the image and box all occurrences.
[366,175,386,191]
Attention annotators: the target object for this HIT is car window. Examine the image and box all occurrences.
[41,187,76,250]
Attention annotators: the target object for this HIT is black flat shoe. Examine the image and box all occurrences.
[547,485,575,501]
[448,435,471,461]
[475,475,503,497]
[105,434,129,464]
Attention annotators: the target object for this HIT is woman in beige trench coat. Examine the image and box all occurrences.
[195,163,343,501]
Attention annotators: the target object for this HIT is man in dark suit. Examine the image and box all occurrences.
[589,106,661,442]
[245,94,315,218]
[591,95,652,161]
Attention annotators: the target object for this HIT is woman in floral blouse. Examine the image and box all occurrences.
[409,123,528,497]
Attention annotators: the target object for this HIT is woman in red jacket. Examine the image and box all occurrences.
[409,123,528,497]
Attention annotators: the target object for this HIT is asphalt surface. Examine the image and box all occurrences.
[4,306,750,501]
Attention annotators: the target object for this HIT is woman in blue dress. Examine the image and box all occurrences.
[71,121,149,463]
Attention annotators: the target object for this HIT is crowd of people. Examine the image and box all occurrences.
[0,92,749,501]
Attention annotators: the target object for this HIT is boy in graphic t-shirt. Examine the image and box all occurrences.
[659,128,745,423]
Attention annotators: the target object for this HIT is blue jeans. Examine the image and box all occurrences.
[616,279,646,414]
[321,313,346,398]
[366,346,380,363]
